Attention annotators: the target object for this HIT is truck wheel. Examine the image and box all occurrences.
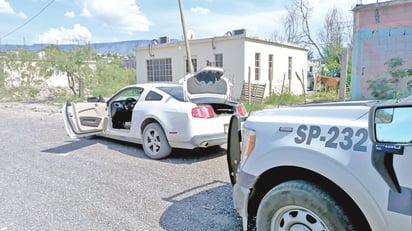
[257,180,354,231]
[142,123,171,159]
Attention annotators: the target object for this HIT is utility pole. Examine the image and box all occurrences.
[178,0,193,74]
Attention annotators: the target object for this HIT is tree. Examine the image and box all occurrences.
[271,2,305,44]
[273,1,353,75]
[0,44,136,101]
[3,48,45,87]
[320,7,350,77]
[43,45,96,96]
[90,56,136,97]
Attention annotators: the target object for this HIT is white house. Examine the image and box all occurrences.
[135,30,308,100]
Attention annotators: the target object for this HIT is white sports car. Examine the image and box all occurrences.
[62,67,247,159]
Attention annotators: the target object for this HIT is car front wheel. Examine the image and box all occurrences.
[256,180,354,231]
[142,122,171,159]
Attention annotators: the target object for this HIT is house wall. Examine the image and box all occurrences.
[351,0,412,100]
[135,36,247,99]
[136,34,308,100]
[206,37,245,99]
[243,39,308,96]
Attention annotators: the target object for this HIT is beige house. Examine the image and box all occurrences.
[135,30,308,100]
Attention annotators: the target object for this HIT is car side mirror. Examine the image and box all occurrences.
[87,95,106,103]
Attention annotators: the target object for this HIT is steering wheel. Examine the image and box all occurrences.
[124,97,137,110]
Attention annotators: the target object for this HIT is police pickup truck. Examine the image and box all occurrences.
[227,97,412,230]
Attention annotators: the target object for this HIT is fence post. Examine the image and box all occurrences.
[78,77,84,98]
[269,66,273,97]
[248,66,251,104]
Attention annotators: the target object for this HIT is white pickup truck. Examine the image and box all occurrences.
[227,97,412,230]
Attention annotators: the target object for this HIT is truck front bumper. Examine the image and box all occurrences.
[233,170,257,231]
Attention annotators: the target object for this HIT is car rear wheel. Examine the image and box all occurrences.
[256,180,354,231]
[142,122,172,159]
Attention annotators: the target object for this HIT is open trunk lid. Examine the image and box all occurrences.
[183,66,230,104]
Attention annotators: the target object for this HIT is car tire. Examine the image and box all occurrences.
[142,122,172,159]
[256,180,354,231]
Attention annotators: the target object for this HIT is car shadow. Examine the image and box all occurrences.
[41,137,98,154]
[160,180,242,230]
[165,145,227,163]
[42,136,227,164]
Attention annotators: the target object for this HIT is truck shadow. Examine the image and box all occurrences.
[160,180,242,230]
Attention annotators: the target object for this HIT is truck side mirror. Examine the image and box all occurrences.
[369,104,412,193]
[370,105,412,144]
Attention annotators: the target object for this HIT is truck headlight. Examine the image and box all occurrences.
[241,128,255,164]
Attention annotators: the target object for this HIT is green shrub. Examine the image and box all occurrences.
[264,93,304,106]
[29,88,40,97]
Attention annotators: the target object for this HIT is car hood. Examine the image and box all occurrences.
[183,67,230,104]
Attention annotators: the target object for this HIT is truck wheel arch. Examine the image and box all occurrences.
[247,166,371,231]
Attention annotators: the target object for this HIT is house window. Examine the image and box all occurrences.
[186,58,197,73]
[146,58,172,82]
[268,54,273,80]
[215,54,223,67]
[255,53,260,80]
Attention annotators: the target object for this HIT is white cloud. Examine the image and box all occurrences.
[190,6,210,15]
[0,0,26,18]
[80,7,91,17]
[65,11,75,18]
[16,11,26,18]
[0,0,15,14]
[35,24,92,44]
[79,0,151,33]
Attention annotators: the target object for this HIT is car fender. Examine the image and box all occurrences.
[132,106,180,139]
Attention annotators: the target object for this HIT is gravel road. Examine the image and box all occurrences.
[0,103,243,230]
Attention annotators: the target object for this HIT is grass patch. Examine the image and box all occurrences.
[243,103,266,113]
[242,91,345,113]
[264,93,305,106]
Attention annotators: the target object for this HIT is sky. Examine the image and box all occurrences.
[0,0,388,45]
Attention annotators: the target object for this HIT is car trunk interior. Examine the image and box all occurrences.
[208,103,236,115]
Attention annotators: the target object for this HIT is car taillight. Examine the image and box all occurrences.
[237,104,247,116]
[192,106,215,118]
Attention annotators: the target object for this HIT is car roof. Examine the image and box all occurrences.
[127,83,182,88]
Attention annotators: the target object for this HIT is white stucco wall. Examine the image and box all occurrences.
[244,39,308,97]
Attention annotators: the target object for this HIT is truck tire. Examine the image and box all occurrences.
[256,180,354,231]
[142,122,171,159]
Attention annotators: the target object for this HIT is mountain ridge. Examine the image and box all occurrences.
[0,39,170,56]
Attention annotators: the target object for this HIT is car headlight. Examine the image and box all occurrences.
[240,128,255,165]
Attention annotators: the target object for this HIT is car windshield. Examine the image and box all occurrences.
[114,88,143,101]
[156,86,184,101]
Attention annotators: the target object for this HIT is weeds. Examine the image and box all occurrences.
[242,91,343,113]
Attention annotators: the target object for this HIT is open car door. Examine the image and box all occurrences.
[62,102,107,138]
[183,66,230,104]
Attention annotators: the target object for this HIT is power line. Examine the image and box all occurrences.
[0,0,55,40]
